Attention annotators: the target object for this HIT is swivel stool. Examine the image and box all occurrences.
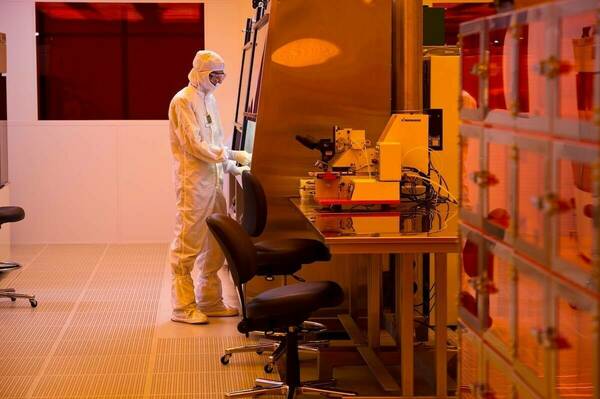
[0,206,37,307]
[207,214,355,398]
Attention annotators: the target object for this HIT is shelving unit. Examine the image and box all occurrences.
[458,1,600,398]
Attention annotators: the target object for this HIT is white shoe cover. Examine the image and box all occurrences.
[199,303,239,317]
[171,308,209,324]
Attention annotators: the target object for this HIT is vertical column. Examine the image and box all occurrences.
[397,253,415,395]
[368,255,382,348]
[435,253,448,397]
[393,0,423,111]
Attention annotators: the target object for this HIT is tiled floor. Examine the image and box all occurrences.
[0,244,275,398]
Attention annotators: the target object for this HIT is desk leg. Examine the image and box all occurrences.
[367,256,382,348]
[397,254,414,396]
[435,253,448,398]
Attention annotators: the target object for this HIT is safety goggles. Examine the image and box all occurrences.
[209,71,226,80]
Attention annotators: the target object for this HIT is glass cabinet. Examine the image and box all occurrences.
[459,3,598,398]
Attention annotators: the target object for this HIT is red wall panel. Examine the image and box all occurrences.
[36,3,204,120]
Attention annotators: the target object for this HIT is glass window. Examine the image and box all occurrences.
[486,246,512,349]
[486,139,512,236]
[461,33,481,110]
[236,45,253,125]
[555,293,594,398]
[557,10,597,123]
[461,135,482,215]
[556,157,593,275]
[517,147,546,249]
[246,22,268,117]
[517,17,548,118]
[516,268,545,380]
[36,3,204,120]
[487,26,510,112]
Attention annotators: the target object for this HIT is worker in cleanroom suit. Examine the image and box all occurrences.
[168,50,252,324]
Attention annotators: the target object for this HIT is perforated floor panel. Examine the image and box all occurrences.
[0,244,277,398]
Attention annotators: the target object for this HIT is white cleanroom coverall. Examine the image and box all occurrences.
[168,50,251,324]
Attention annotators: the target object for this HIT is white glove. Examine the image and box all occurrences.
[228,150,252,166]
[233,165,251,176]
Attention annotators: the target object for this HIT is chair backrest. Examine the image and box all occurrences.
[206,213,257,317]
[241,171,268,237]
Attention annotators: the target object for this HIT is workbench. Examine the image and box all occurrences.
[290,198,459,397]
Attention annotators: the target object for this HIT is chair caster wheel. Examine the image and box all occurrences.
[10,297,16,302]
[264,363,274,373]
[256,349,264,355]
[30,299,37,308]
[220,354,231,365]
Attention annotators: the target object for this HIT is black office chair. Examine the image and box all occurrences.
[0,207,37,307]
[220,172,331,372]
[242,170,331,281]
[207,214,355,398]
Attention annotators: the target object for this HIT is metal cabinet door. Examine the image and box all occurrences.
[514,136,552,264]
[514,256,551,397]
[514,5,554,133]
[483,129,516,242]
[460,20,487,122]
[551,142,599,292]
[482,239,515,357]
[550,281,598,399]
[484,13,518,128]
[460,225,486,331]
[461,125,485,228]
[551,0,600,141]
[458,323,483,399]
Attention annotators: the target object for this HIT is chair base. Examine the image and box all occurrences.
[0,261,21,270]
[0,288,37,307]
[221,339,328,374]
[225,378,357,398]
[222,321,329,373]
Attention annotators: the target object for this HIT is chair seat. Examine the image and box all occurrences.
[0,207,25,225]
[255,238,331,266]
[246,281,343,331]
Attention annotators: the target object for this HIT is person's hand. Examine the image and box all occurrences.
[229,150,252,166]
[233,165,251,176]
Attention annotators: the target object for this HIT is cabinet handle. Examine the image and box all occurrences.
[471,61,489,78]
[536,56,571,78]
[467,277,481,291]
[530,193,571,215]
[468,277,498,294]
[531,327,571,349]
[471,171,499,188]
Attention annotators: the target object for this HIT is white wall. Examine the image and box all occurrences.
[0,186,11,259]
[0,0,253,243]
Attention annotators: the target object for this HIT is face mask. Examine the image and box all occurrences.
[188,69,217,93]
[199,77,217,93]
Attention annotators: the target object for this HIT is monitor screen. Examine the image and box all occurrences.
[236,44,253,125]
[243,119,256,154]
